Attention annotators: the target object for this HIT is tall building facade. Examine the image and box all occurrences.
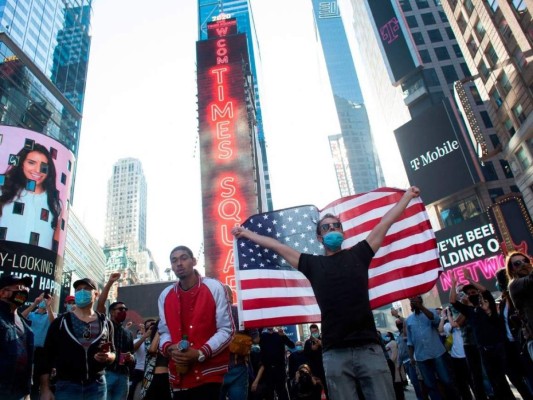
[338,0,520,304]
[312,0,385,195]
[104,158,159,286]
[441,0,533,215]
[0,1,91,154]
[198,0,272,210]
[0,1,92,306]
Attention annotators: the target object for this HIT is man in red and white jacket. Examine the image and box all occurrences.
[158,245,234,400]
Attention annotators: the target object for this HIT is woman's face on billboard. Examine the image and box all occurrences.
[23,151,48,193]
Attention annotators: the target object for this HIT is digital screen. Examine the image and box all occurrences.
[0,125,75,300]
[394,101,479,204]
[197,32,259,287]
[366,0,420,84]
[207,18,238,38]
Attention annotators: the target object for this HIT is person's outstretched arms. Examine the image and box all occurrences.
[96,272,121,314]
[366,186,420,253]
[232,226,302,268]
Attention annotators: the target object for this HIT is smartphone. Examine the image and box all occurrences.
[99,342,111,353]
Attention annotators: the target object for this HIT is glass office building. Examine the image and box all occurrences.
[311,0,385,194]
[198,0,272,209]
[0,0,92,155]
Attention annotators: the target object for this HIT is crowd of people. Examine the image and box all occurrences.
[2,185,533,400]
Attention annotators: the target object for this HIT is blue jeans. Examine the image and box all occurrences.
[219,364,248,400]
[416,353,458,400]
[323,343,395,400]
[106,371,129,400]
[55,376,107,400]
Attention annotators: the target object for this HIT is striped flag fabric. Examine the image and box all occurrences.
[234,187,442,329]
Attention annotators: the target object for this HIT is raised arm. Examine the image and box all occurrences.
[96,272,121,314]
[366,186,420,253]
[232,226,301,268]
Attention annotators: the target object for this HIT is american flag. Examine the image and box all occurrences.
[234,187,442,329]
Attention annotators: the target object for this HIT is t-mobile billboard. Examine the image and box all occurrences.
[435,213,503,304]
[196,30,259,287]
[0,126,75,300]
[366,0,421,85]
[394,101,479,204]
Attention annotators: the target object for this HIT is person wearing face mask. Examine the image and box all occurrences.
[303,324,328,399]
[96,273,135,400]
[288,341,309,384]
[22,291,56,400]
[39,277,116,400]
[233,186,421,400]
[0,274,34,400]
[63,295,75,313]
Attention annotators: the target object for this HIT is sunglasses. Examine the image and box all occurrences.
[83,324,91,340]
[320,222,342,232]
[113,307,128,312]
[512,258,530,268]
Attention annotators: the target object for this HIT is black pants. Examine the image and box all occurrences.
[173,382,221,400]
[463,344,488,400]
[127,369,144,400]
[263,365,290,400]
[450,357,473,400]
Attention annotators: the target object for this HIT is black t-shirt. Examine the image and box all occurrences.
[298,240,377,350]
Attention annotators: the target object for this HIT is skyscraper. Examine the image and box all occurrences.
[104,158,159,284]
[312,0,385,195]
[0,0,92,154]
[198,0,272,210]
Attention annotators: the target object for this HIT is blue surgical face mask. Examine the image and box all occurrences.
[74,289,92,308]
[38,300,47,309]
[66,304,74,312]
[295,345,303,352]
[251,344,260,353]
[322,231,344,251]
[382,334,391,342]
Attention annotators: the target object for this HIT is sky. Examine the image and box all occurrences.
[73,0,408,276]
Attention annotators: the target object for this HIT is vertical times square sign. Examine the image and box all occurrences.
[196,18,259,288]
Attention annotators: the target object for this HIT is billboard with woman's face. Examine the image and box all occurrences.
[0,126,75,299]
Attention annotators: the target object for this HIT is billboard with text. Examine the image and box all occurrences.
[0,125,75,301]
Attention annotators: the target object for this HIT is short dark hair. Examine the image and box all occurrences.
[316,213,342,236]
[309,323,319,330]
[109,301,126,312]
[169,245,194,260]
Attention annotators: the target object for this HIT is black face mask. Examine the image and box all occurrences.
[468,294,480,307]
[7,290,29,306]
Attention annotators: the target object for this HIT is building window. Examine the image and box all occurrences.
[510,185,520,193]
[465,0,475,14]
[416,0,430,9]
[490,88,503,107]
[485,0,499,12]
[513,103,527,123]
[504,118,516,136]
[423,68,441,86]
[440,196,482,227]
[482,161,498,181]
[500,160,514,178]
[460,62,471,76]
[471,86,484,105]
[435,46,451,60]
[499,72,512,95]
[419,49,431,63]
[457,14,467,32]
[399,0,413,11]
[475,20,486,39]
[428,29,443,42]
[422,13,436,25]
[489,134,501,147]
[439,10,449,22]
[516,146,531,170]
[513,47,527,70]
[445,27,456,41]
[479,60,490,80]
[489,188,505,202]
[442,65,459,83]
[480,111,494,128]
[406,15,419,28]
[486,44,498,66]
[453,44,462,57]
[412,32,425,45]
[511,0,526,13]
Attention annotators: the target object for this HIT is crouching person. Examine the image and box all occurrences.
[39,278,116,400]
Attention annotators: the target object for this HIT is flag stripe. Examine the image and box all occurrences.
[234,187,442,329]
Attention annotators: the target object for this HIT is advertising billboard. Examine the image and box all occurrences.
[435,213,503,304]
[394,101,479,204]
[196,31,259,287]
[0,126,75,300]
[366,0,420,85]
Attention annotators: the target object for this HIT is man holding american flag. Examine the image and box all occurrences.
[232,186,421,400]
